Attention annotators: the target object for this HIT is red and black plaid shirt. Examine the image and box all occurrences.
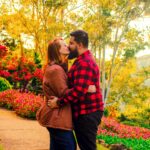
[59,50,104,118]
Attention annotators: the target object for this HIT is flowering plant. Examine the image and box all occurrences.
[98,117,150,139]
[0,45,8,58]
[0,90,44,118]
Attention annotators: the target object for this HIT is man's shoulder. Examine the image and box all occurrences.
[78,56,96,67]
[77,57,99,73]
[77,59,89,67]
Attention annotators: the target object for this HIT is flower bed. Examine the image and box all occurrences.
[98,117,150,140]
[0,89,18,109]
[14,92,43,118]
[0,90,44,118]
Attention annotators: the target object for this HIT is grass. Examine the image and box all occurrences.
[97,143,109,150]
[97,135,150,150]
[0,145,3,150]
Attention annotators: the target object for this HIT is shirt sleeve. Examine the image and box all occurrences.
[58,61,93,105]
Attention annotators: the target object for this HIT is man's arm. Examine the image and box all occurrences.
[58,61,93,106]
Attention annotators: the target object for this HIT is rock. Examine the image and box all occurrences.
[103,143,109,148]
[110,144,131,150]
[97,139,105,144]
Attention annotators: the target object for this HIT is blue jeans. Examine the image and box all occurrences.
[47,128,76,150]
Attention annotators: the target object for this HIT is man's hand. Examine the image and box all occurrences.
[47,96,59,109]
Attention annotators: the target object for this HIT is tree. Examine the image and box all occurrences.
[82,0,149,104]
[0,0,77,62]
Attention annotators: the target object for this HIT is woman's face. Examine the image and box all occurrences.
[59,40,70,55]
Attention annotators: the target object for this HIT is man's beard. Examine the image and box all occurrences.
[68,47,78,59]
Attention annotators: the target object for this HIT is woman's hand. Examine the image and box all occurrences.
[47,96,59,109]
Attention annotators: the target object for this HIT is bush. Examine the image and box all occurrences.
[1,55,43,94]
[122,120,150,129]
[97,135,150,150]
[118,113,128,122]
[14,92,43,119]
[98,117,150,139]
[0,89,44,118]
[0,89,18,109]
[0,77,12,92]
[104,109,109,117]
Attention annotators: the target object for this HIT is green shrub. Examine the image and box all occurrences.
[122,120,150,129]
[104,109,109,117]
[118,113,128,122]
[97,135,150,150]
[0,77,12,92]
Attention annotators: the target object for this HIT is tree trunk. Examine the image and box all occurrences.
[102,45,106,103]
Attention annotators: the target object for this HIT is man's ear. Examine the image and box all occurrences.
[78,42,83,48]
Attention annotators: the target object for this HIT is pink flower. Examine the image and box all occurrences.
[98,117,150,139]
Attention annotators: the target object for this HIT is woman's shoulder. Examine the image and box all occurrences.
[45,64,65,75]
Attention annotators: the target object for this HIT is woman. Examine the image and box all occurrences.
[42,38,76,150]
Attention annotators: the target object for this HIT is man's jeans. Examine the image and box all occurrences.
[73,110,103,150]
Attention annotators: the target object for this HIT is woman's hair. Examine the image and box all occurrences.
[43,37,68,73]
[47,37,63,64]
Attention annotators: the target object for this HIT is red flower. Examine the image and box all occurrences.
[33,68,43,81]
[24,72,32,81]
[0,45,7,51]
[0,45,8,58]
[0,70,11,78]
[98,117,150,139]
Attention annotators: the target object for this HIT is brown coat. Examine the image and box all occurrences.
[36,64,73,130]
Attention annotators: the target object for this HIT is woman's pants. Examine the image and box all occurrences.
[47,128,76,150]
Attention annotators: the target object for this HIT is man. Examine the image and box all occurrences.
[49,30,104,150]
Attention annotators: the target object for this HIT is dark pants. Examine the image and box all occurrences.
[73,110,103,150]
[47,128,76,150]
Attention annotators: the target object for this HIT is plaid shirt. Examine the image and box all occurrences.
[58,50,104,118]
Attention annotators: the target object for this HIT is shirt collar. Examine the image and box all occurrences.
[77,50,90,60]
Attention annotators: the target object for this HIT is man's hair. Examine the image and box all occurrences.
[70,30,89,48]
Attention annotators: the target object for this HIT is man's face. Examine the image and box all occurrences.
[69,36,78,51]
[68,36,79,59]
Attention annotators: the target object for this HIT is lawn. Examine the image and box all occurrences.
[0,145,3,150]
[97,144,109,150]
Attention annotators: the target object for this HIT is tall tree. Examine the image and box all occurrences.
[82,0,149,104]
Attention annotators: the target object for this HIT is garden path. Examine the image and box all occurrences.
[0,108,49,150]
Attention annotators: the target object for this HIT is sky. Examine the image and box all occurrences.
[130,17,150,57]
[105,16,150,60]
